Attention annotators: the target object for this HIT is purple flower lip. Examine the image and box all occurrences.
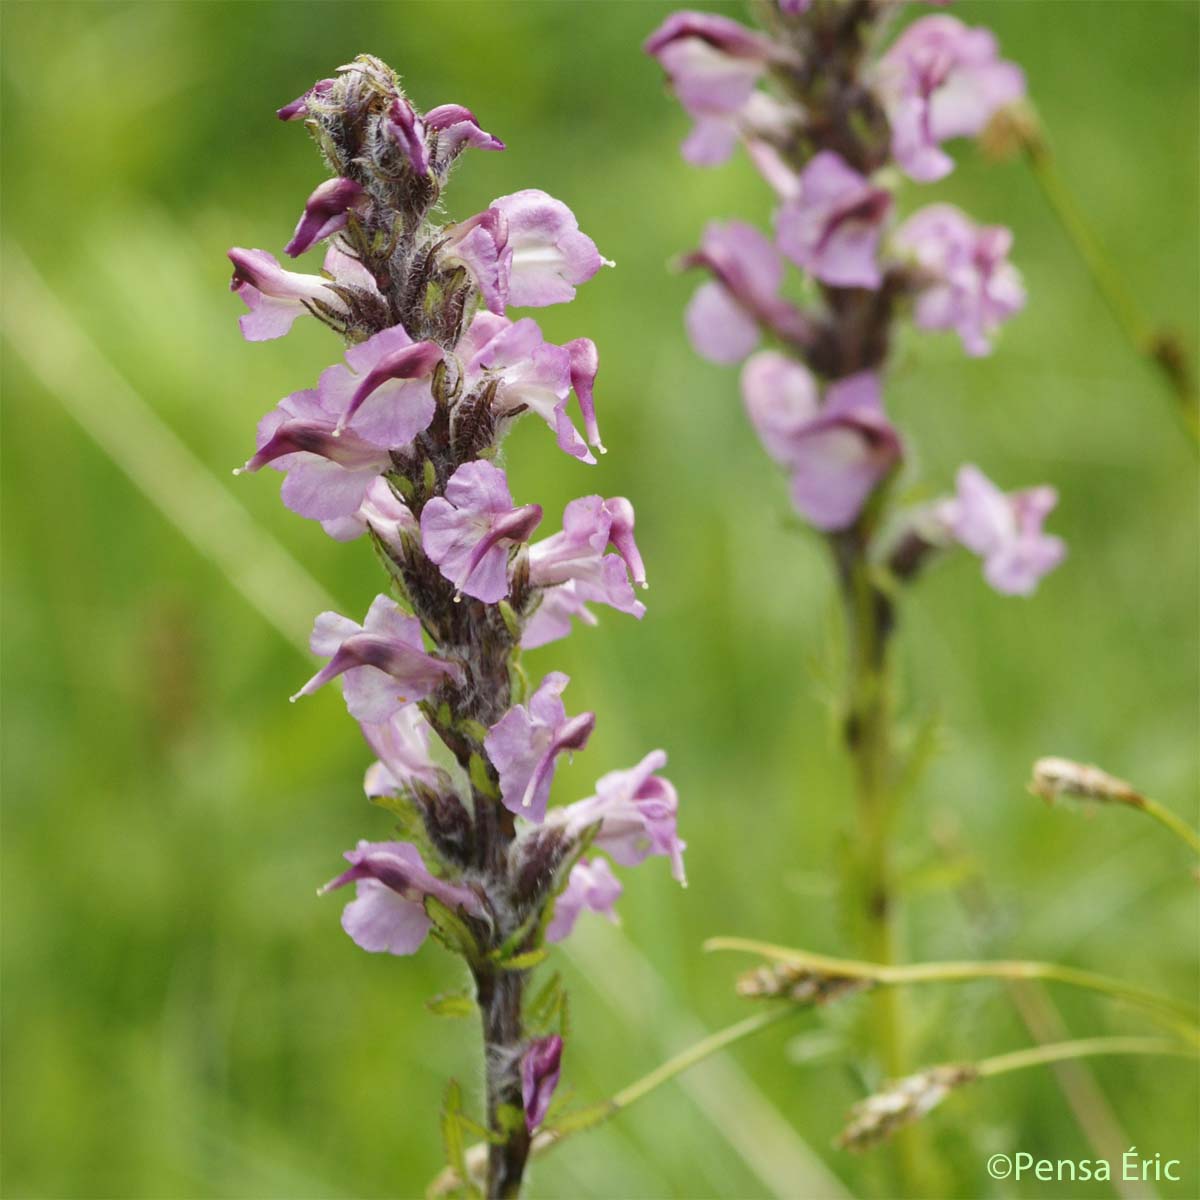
[519,710,596,812]
[425,104,506,154]
[285,178,367,258]
[277,78,334,121]
[521,1035,564,1133]
[452,503,543,601]
[382,97,430,176]
[643,11,775,60]
[236,420,386,474]
[290,633,461,706]
[337,341,444,433]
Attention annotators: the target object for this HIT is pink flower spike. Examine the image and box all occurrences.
[420,461,543,603]
[292,595,462,723]
[545,858,622,943]
[285,177,367,258]
[484,673,596,823]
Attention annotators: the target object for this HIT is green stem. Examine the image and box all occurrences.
[1022,122,1199,445]
[705,939,1200,1032]
[835,536,929,1193]
[1140,795,1200,855]
[975,1036,1197,1080]
[426,1006,797,1197]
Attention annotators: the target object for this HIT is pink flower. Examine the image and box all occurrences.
[521,1036,563,1133]
[284,178,368,258]
[445,191,609,314]
[458,313,602,463]
[555,750,686,884]
[419,461,543,603]
[424,104,505,164]
[893,204,1024,356]
[545,858,622,943]
[742,354,901,530]
[317,325,442,443]
[277,78,334,122]
[484,673,596,823]
[381,97,430,175]
[939,465,1064,595]
[238,387,392,523]
[361,706,445,797]
[228,244,381,343]
[876,15,1025,182]
[319,840,484,955]
[442,208,511,316]
[319,477,416,545]
[776,151,893,289]
[683,221,811,364]
[528,496,648,620]
[492,189,611,308]
[521,582,600,650]
[644,12,780,165]
[292,595,462,723]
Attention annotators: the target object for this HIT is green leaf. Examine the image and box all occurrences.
[426,991,478,1019]
[425,896,482,964]
[497,947,548,972]
[469,753,500,801]
[457,718,489,744]
[544,1100,616,1138]
[441,1080,467,1181]
[423,459,438,496]
[498,601,522,640]
[524,971,564,1029]
[386,471,415,502]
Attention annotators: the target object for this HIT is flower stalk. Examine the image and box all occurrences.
[839,1037,1197,1150]
[1030,756,1200,857]
[646,4,1062,1191]
[229,55,684,1198]
[706,938,1200,1033]
[428,1005,798,1197]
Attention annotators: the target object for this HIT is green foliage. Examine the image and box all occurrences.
[1,1,1196,1197]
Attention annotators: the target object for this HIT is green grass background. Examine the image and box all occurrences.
[2,2,1197,1197]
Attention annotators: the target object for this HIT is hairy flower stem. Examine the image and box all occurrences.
[428,1006,798,1196]
[474,965,531,1198]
